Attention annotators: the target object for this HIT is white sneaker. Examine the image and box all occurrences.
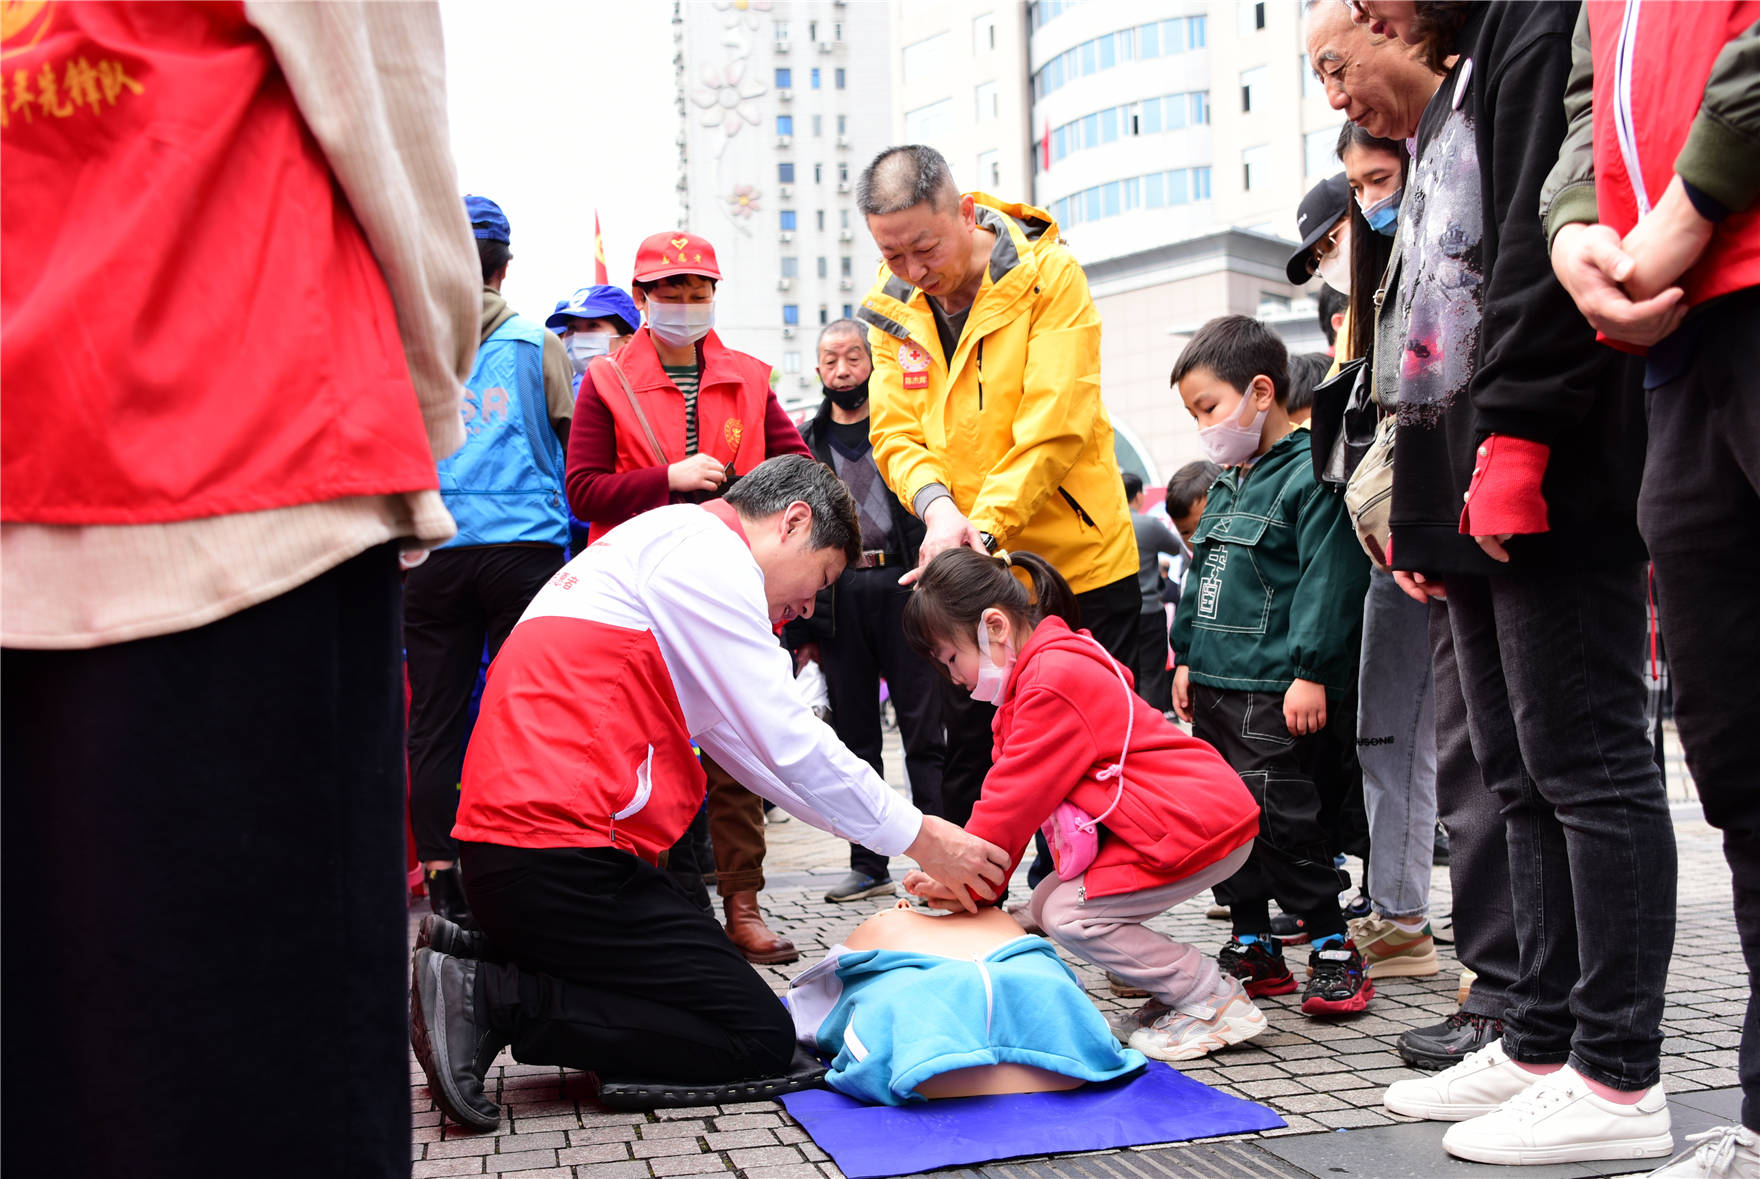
[1442,1067,1673,1166]
[1106,998,1169,1043]
[1644,1125,1760,1178]
[1128,976,1267,1062]
[1383,1038,1542,1121]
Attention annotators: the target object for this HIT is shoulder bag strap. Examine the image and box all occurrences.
[590,354,668,471]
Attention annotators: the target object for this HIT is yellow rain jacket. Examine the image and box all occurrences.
[856,194,1136,596]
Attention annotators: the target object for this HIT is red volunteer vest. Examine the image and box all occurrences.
[0,2,438,525]
[1588,0,1760,308]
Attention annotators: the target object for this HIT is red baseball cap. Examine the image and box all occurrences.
[632,231,722,283]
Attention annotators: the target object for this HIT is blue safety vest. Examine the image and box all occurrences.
[438,315,569,548]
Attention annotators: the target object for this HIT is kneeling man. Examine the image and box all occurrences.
[411,455,1009,1128]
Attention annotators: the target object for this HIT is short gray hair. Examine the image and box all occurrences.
[724,455,862,564]
[816,318,871,359]
[856,145,960,217]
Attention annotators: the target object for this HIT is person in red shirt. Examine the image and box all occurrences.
[565,230,811,964]
[898,547,1266,1064]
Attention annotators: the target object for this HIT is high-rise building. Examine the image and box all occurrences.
[674,0,893,407]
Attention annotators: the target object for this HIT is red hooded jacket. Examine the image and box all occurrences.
[964,616,1259,900]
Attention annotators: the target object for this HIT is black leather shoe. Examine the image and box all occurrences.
[424,865,475,928]
[416,913,489,960]
[1398,1009,1503,1071]
[595,1043,827,1110]
[410,948,506,1130]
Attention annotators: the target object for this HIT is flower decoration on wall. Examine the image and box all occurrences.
[726,185,762,221]
[690,58,766,157]
[712,0,772,34]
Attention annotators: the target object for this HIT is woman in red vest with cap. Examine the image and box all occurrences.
[567,230,812,964]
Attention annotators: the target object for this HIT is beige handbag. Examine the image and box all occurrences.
[1344,414,1396,572]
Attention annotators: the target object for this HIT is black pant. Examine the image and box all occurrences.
[405,543,564,861]
[1196,685,1348,940]
[1134,608,1173,712]
[461,842,796,1082]
[1447,564,1675,1090]
[1638,287,1760,1127]
[2,546,408,1178]
[821,567,947,878]
[1429,599,1519,1019]
[941,572,1141,885]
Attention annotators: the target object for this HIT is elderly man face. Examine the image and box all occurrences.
[1305,0,1436,142]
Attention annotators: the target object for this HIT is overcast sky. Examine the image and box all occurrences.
[440,0,681,320]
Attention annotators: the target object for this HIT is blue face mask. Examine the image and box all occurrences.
[1359,187,1402,236]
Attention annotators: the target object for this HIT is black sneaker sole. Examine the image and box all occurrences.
[410,950,501,1131]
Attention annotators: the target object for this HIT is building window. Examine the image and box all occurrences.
[840,256,853,278]
[813,162,823,183]
[834,67,846,89]
[1304,127,1338,179]
[838,161,850,183]
[775,67,792,89]
[811,67,821,90]
[977,148,1000,188]
[903,99,951,145]
[974,12,997,52]
[808,20,818,40]
[1243,143,1271,191]
[783,304,799,325]
[780,209,798,230]
[818,304,829,325]
[842,303,854,318]
[833,22,843,41]
[812,114,823,136]
[774,21,789,44]
[778,161,795,183]
[777,114,794,136]
[840,209,851,229]
[781,256,799,278]
[1239,0,1266,35]
[783,350,801,373]
[1241,66,1268,114]
[836,113,848,135]
[817,256,829,279]
[1033,17,1205,99]
[975,80,998,121]
[815,209,826,230]
[902,33,950,87]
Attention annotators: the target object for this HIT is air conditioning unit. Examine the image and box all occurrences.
[818,40,834,53]
[779,230,794,243]
[838,278,854,290]
[838,228,854,242]
[778,88,793,102]
[781,326,797,339]
[779,184,793,198]
[776,134,793,149]
[777,278,793,291]
[775,37,791,53]
[835,135,851,149]
[836,180,851,194]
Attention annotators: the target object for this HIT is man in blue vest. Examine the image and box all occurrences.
[405,194,578,925]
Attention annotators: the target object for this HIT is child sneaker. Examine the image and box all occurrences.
[1441,1067,1672,1165]
[1129,976,1268,1062]
[1106,997,1170,1043]
[1349,914,1441,979]
[1384,1038,1539,1121]
[1300,940,1374,1015]
[1218,935,1297,997]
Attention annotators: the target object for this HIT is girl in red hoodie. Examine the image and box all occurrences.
[899,548,1268,1062]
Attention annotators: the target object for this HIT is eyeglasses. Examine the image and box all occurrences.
[1305,224,1347,276]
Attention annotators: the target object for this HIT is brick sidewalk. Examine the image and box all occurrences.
[410,726,1740,1179]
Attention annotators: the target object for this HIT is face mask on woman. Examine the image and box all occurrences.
[565,332,612,375]
[1318,248,1352,295]
[1358,187,1403,236]
[646,301,715,349]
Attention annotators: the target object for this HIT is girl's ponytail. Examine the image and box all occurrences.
[1006,551,1080,631]
[901,546,1084,670]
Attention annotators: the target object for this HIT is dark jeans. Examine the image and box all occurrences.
[461,842,796,1083]
[1638,287,1760,1128]
[2,546,408,1178]
[1134,608,1173,712]
[941,573,1141,887]
[405,542,564,861]
[1196,685,1349,940]
[1447,563,1676,1090]
[1429,599,1519,1019]
[821,566,947,878]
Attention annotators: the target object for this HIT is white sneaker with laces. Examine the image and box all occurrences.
[1383,1038,1542,1121]
[1644,1124,1760,1178]
[1127,976,1267,1062]
[1442,1067,1673,1165]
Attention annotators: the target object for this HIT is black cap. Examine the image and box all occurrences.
[1285,172,1351,284]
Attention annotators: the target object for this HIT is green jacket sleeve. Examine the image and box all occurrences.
[1676,18,1760,214]
[1286,483,1370,695]
[1541,4,1600,246]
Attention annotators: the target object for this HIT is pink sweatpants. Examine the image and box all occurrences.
[1027,841,1253,1009]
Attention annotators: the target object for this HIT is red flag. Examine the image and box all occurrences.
[1041,118,1051,171]
[594,210,609,285]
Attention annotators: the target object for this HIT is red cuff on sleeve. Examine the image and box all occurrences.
[1459,434,1550,539]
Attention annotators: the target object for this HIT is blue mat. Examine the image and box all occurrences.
[778,1060,1286,1178]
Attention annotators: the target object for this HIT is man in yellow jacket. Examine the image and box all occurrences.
[856,144,1138,859]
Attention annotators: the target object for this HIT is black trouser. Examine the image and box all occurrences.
[405,543,564,861]
[1197,685,1349,941]
[1447,563,1675,1090]
[461,842,796,1083]
[820,566,948,878]
[1134,608,1173,712]
[2,546,408,1178]
[1429,599,1519,1020]
[1638,287,1760,1127]
[941,572,1141,885]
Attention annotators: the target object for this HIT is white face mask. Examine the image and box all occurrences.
[646,300,715,349]
[565,332,612,375]
[1197,394,1270,468]
[971,613,1015,705]
[1316,221,1352,294]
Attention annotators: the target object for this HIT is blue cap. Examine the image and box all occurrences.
[545,284,642,335]
[464,195,510,244]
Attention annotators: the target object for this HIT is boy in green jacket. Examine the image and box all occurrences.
[1170,315,1372,1017]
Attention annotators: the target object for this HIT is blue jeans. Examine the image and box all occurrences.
[1447,563,1676,1090]
[1356,569,1438,919]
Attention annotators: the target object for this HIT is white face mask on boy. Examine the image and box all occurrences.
[1196,397,1269,468]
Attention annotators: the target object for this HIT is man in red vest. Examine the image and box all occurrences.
[567,230,812,964]
[0,4,478,1175]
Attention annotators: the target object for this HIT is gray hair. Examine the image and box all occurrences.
[856,145,960,217]
[816,318,871,359]
[723,454,862,564]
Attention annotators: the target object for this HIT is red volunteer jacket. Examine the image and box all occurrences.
[964,617,1260,900]
[0,2,437,524]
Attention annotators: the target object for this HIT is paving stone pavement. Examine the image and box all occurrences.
[409,723,1741,1178]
